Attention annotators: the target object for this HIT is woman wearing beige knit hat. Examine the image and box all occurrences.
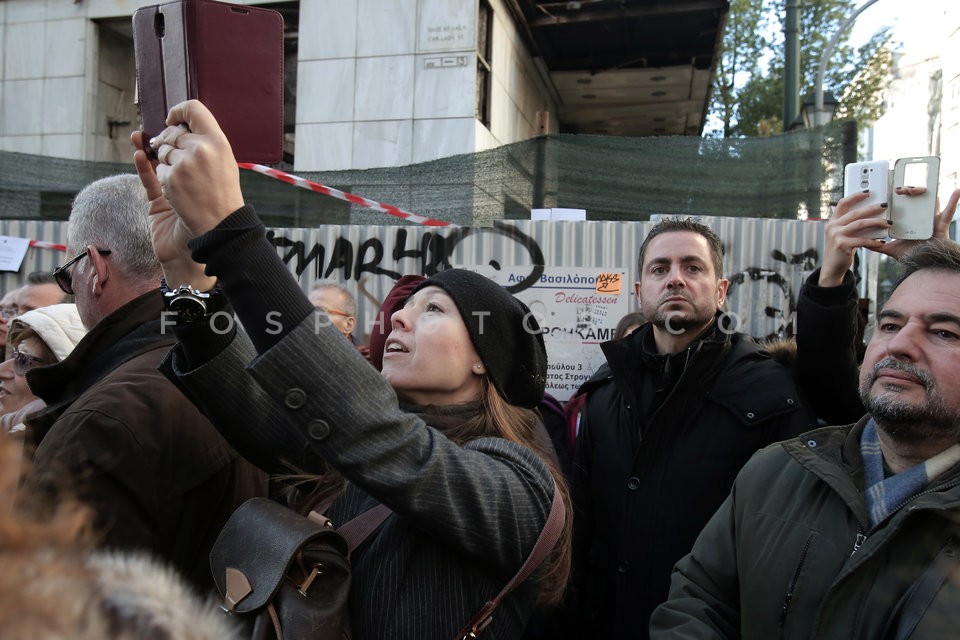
[0,303,87,435]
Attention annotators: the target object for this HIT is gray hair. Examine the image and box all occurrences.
[310,281,357,317]
[892,239,960,291]
[68,175,161,282]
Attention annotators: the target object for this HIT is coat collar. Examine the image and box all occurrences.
[25,290,173,437]
[782,417,960,527]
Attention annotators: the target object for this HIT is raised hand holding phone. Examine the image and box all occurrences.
[842,160,890,240]
[878,186,960,260]
[819,190,891,286]
[133,0,284,164]
[147,100,245,237]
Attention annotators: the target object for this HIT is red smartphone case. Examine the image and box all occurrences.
[133,0,284,164]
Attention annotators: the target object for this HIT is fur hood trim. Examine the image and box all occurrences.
[88,551,240,640]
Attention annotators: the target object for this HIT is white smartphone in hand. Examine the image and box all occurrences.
[890,156,939,240]
[843,160,890,239]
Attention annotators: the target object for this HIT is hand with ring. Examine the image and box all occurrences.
[141,100,245,237]
[132,128,216,291]
[151,123,187,165]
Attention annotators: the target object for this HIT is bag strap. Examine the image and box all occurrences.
[308,502,393,555]
[455,482,565,640]
[338,504,393,553]
[884,535,960,640]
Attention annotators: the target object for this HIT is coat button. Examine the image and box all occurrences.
[627,477,641,490]
[307,419,331,441]
[285,388,307,409]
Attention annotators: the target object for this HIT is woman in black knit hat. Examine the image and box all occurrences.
[134,100,572,640]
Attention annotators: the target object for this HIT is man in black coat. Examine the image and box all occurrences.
[565,218,814,639]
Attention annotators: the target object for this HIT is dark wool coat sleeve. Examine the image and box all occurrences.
[162,205,557,639]
[795,268,865,425]
[164,316,554,639]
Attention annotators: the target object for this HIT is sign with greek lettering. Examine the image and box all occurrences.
[472,266,630,401]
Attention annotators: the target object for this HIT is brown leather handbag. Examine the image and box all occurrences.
[211,484,563,640]
[210,497,390,640]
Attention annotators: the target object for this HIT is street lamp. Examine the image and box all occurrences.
[813,0,881,129]
[800,90,838,128]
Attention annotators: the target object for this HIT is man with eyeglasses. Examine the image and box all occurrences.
[14,272,66,317]
[308,281,359,342]
[22,174,267,592]
[0,287,22,356]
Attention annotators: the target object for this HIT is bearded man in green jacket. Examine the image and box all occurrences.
[651,238,960,639]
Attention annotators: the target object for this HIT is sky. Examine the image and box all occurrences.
[702,0,949,135]
[849,0,949,52]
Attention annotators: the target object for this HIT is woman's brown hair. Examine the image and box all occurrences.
[470,379,573,606]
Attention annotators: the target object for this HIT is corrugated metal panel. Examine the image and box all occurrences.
[0,220,70,294]
[0,217,875,342]
[274,217,837,340]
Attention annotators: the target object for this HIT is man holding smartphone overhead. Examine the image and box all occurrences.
[794,184,960,426]
[652,234,960,639]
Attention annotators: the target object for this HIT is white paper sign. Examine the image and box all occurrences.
[471,266,629,401]
[530,207,587,221]
[0,236,31,272]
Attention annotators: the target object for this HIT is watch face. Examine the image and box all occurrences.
[169,295,207,324]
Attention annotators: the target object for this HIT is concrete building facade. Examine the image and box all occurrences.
[867,3,959,208]
[0,0,557,171]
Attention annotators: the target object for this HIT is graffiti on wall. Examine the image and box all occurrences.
[267,221,546,291]
[726,247,819,339]
[267,220,824,344]
[0,217,841,397]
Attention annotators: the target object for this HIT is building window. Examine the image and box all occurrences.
[476,0,493,128]
[94,18,138,163]
[272,2,300,168]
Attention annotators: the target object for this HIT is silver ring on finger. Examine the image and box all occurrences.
[167,125,187,148]
[157,144,174,165]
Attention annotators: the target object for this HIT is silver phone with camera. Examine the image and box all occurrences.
[889,156,939,240]
[843,160,890,239]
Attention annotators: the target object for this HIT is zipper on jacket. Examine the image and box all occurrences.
[780,532,814,627]
[850,529,866,556]
[849,477,960,557]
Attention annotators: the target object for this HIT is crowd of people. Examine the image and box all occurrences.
[1,97,959,639]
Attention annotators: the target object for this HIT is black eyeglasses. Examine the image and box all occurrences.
[9,348,48,376]
[53,248,112,295]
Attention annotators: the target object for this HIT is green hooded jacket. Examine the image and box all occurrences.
[651,417,960,639]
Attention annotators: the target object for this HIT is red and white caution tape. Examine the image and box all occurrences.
[238,163,452,227]
[29,240,66,252]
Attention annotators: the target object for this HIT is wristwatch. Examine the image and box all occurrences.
[160,279,216,324]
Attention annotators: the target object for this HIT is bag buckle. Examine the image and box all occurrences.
[298,563,326,596]
[222,567,252,612]
[459,600,496,639]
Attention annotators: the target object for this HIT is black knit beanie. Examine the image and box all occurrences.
[412,269,547,408]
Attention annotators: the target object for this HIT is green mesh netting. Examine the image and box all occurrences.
[0,123,847,226]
